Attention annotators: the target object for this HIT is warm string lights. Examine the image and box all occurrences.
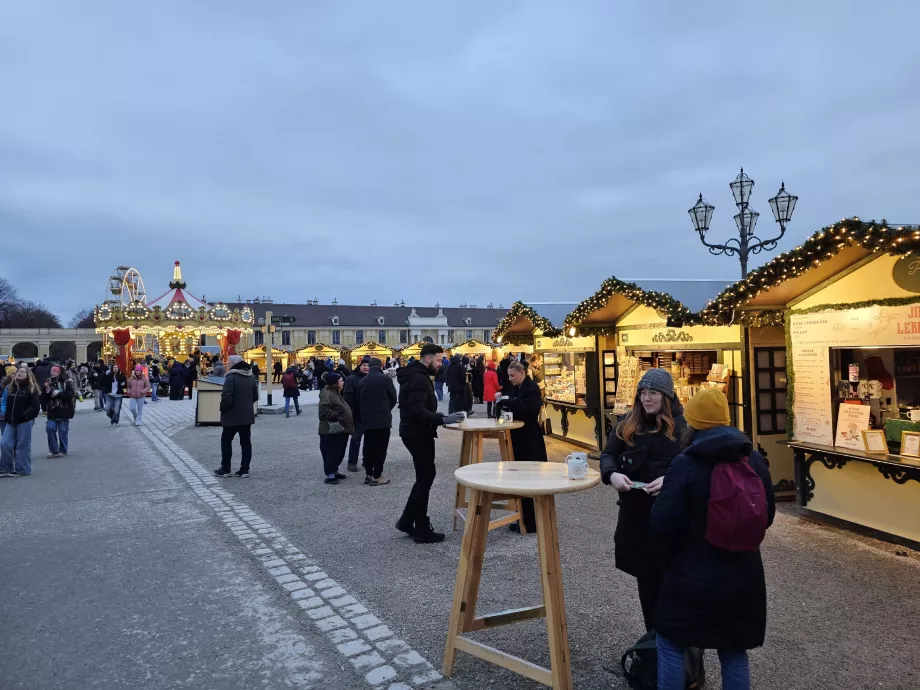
[698,218,920,325]
[562,278,694,334]
[492,301,562,342]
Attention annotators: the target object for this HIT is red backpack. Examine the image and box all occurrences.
[706,456,768,552]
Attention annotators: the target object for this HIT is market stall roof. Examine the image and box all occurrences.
[450,339,495,355]
[492,301,576,340]
[698,218,920,324]
[242,344,288,357]
[296,343,345,358]
[564,277,730,330]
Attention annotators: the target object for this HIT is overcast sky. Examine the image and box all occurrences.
[2,2,919,322]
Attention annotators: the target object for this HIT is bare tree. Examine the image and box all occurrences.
[4,301,62,328]
[68,308,96,329]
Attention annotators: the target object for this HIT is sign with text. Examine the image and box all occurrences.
[534,335,595,352]
[834,403,871,450]
[892,254,920,294]
[789,301,920,444]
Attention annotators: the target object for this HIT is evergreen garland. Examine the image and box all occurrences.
[492,301,561,342]
[563,277,694,333]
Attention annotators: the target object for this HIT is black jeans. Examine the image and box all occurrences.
[400,435,436,527]
[448,391,464,414]
[348,422,364,467]
[637,577,661,632]
[220,425,252,472]
[486,401,494,418]
[363,428,391,479]
[320,434,348,476]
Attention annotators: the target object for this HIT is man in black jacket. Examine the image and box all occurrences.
[497,361,547,533]
[395,344,464,543]
[358,358,397,485]
[343,356,370,472]
[215,355,260,478]
[91,359,107,410]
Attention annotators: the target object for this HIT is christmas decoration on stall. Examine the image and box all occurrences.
[562,277,695,335]
[697,218,920,326]
[492,301,562,342]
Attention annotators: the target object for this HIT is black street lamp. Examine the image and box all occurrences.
[689,169,798,277]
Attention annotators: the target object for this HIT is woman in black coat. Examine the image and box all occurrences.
[650,389,775,689]
[169,361,187,401]
[497,361,547,533]
[599,368,685,632]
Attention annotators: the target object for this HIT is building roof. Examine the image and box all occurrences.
[225,303,507,328]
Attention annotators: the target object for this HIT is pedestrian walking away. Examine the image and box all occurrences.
[273,359,283,383]
[446,355,467,415]
[184,358,198,399]
[214,355,260,478]
[281,366,301,417]
[126,365,151,426]
[103,364,127,426]
[358,357,397,485]
[395,344,465,544]
[42,365,76,457]
[343,357,370,472]
[317,372,354,484]
[495,360,547,533]
[168,360,187,400]
[650,388,775,690]
[0,367,41,476]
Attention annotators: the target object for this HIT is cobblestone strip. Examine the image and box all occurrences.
[136,404,450,690]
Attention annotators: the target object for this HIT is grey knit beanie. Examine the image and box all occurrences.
[636,368,675,400]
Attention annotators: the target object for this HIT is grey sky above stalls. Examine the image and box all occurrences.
[2,2,919,323]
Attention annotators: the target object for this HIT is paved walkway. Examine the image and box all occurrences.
[1,401,452,690]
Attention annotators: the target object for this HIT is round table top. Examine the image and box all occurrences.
[454,461,601,496]
[444,418,524,432]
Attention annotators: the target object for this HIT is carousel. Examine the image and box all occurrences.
[94,262,254,373]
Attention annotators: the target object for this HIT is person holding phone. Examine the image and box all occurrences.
[599,368,686,632]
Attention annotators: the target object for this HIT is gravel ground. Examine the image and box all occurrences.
[173,399,920,690]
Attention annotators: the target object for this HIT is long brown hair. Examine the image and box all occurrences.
[616,395,676,446]
[9,367,40,396]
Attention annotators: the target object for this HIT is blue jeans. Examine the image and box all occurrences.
[348,422,364,467]
[46,419,70,455]
[106,395,123,424]
[1,421,34,475]
[151,381,159,401]
[284,397,300,415]
[434,381,444,401]
[657,634,749,690]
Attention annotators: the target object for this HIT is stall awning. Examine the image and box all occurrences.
[699,219,920,324]
[492,302,576,341]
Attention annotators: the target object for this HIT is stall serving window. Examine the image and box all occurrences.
[543,351,589,406]
[630,350,719,402]
[829,347,916,434]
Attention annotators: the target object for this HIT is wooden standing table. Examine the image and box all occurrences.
[445,418,526,532]
[443,461,601,690]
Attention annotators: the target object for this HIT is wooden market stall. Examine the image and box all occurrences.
[396,340,430,362]
[698,218,920,546]
[296,343,346,364]
[562,277,737,451]
[448,339,497,361]
[349,341,393,368]
[242,344,290,380]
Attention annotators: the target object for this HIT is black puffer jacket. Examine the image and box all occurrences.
[219,363,259,427]
[358,368,397,430]
[396,361,444,438]
[498,376,547,463]
[446,357,467,393]
[43,376,76,421]
[599,398,686,580]
[4,386,40,425]
[343,369,366,422]
[650,425,775,650]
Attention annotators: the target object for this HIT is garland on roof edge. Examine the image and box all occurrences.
[492,301,561,341]
[563,277,694,330]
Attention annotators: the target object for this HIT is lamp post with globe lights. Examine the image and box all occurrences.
[688,168,798,278]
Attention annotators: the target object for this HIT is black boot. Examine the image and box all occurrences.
[413,517,445,544]
[395,517,414,537]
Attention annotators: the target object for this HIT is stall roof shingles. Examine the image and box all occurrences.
[226,303,507,327]
[627,280,734,313]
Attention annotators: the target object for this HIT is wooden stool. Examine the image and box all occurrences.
[445,419,525,532]
[443,461,601,690]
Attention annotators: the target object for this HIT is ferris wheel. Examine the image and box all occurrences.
[106,266,147,306]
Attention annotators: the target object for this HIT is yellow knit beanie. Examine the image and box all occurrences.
[684,389,730,430]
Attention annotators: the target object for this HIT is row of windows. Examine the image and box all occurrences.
[252,329,489,348]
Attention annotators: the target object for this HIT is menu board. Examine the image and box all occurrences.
[613,355,639,413]
[789,302,920,445]
[834,403,871,450]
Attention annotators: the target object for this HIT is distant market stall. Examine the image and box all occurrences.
[349,341,393,367]
[94,261,253,373]
[296,343,346,363]
[698,218,920,547]
[448,339,497,360]
[242,344,290,378]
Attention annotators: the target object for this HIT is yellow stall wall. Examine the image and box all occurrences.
[809,461,920,544]
[794,253,915,309]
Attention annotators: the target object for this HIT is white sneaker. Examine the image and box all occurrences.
[135,422,142,426]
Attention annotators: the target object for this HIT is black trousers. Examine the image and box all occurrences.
[169,384,182,400]
[220,425,252,472]
[319,434,348,476]
[637,577,661,632]
[400,436,436,527]
[448,391,464,414]
[185,380,195,399]
[486,401,494,418]
[363,428,391,479]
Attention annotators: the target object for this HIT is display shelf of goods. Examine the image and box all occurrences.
[895,351,920,376]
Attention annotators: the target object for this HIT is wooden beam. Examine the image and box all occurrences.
[454,636,553,687]
[470,605,546,631]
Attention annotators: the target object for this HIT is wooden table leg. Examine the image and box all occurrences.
[443,488,492,677]
[535,495,573,690]
[454,433,475,531]
[499,430,526,534]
